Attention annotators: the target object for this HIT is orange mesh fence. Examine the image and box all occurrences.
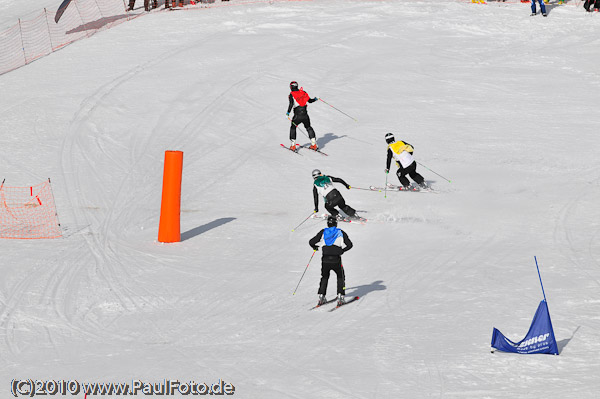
[0,179,62,239]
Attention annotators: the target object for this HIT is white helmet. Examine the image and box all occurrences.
[385,132,395,144]
[312,169,322,179]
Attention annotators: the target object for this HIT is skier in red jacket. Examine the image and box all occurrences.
[286,81,319,151]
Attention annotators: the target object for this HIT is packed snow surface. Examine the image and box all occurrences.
[1,0,599,397]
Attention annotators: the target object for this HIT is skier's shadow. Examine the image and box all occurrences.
[345,280,387,298]
[317,133,347,149]
[181,217,236,241]
[557,325,580,354]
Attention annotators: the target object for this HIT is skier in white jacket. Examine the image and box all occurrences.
[312,169,358,220]
[384,133,427,190]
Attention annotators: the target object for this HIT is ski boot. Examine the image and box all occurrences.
[351,214,366,223]
[317,294,327,306]
[336,293,346,307]
[290,140,298,151]
[309,138,318,151]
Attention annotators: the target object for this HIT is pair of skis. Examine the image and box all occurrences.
[310,296,360,311]
[279,144,328,156]
[368,183,433,193]
[311,213,367,224]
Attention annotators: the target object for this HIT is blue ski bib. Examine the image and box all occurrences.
[323,227,342,246]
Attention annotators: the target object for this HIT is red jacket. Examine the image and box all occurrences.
[288,88,317,115]
[291,89,310,106]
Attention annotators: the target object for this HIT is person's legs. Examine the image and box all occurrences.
[332,263,346,295]
[318,263,332,296]
[406,162,425,186]
[538,0,547,13]
[336,196,357,218]
[396,167,411,188]
[302,116,316,140]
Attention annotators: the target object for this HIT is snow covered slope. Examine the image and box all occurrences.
[1,0,599,397]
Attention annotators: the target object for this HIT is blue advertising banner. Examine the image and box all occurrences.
[491,300,559,355]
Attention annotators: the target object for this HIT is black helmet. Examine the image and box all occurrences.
[312,169,322,179]
[385,132,395,144]
[290,81,299,91]
[327,215,337,227]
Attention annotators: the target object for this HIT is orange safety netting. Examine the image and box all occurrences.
[0,179,62,239]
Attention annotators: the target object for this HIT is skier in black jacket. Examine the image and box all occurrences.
[287,81,319,151]
[309,215,353,306]
[312,169,358,220]
[584,0,599,12]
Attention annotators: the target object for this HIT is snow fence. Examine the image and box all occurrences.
[0,0,145,76]
[0,179,62,239]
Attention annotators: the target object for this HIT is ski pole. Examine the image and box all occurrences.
[416,161,451,183]
[293,250,317,295]
[287,115,310,139]
[317,98,358,122]
[384,171,389,198]
[291,212,316,232]
[350,186,380,192]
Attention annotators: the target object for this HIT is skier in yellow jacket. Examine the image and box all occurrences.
[385,133,427,191]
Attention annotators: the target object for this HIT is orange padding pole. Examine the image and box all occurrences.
[158,150,183,243]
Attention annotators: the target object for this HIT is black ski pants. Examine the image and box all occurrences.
[325,190,356,218]
[128,0,156,10]
[584,0,599,11]
[318,256,345,296]
[290,114,316,141]
[396,161,424,188]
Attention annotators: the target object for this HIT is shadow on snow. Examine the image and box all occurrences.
[557,325,580,354]
[181,217,236,241]
[345,280,387,298]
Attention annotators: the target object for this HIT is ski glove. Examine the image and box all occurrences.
[312,246,319,251]
[345,184,351,190]
[314,209,318,213]
[286,112,290,116]
[313,97,318,101]
[385,169,389,174]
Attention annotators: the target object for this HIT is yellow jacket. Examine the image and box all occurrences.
[388,141,414,155]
